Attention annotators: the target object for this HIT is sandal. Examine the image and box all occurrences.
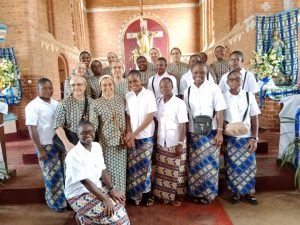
[162,199,169,205]
[127,198,141,206]
[199,197,210,205]
[172,199,182,207]
[231,193,240,204]
[245,194,258,205]
[145,197,155,207]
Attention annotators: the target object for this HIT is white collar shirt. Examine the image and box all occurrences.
[25,97,58,145]
[179,69,215,95]
[64,142,106,199]
[219,68,260,94]
[184,81,227,132]
[147,72,178,99]
[156,95,188,147]
[223,90,261,137]
[126,87,157,139]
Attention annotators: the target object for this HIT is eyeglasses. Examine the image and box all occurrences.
[70,83,85,87]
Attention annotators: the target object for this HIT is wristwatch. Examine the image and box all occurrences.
[108,186,115,192]
[251,137,259,142]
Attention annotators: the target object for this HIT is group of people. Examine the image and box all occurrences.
[25,46,261,225]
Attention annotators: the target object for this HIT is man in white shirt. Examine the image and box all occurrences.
[125,70,157,206]
[147,57,178,99]
[219,51,259,94]
[25,78,67,212]
[180,54,215,95]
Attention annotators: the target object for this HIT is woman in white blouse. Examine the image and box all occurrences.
[153,77,188,206]
[64,121,130,225]
[223,70,260,205]
[183,61,227,204]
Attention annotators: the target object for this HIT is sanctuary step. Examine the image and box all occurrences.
[0,155,295,204]
[256,139,269,154]
[0,131,295,204]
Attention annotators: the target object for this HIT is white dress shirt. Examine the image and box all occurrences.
[179,69,215,95]
[25,97,58,145]
[156,95,188,147]
[219,68,260,94]
[64,142,106,199]
[126,87,157,139]
[147,72,178,99]
[223,90,261,137]
[183,81,227,132]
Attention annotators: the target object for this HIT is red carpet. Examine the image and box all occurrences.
[126,199,233,225]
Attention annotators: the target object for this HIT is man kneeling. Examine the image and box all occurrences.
[64,120,130,225]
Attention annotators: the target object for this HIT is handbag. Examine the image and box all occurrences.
[193,115,213,136]
[224,92,249,136]
[53,97,89,151]
[187,86,214,136]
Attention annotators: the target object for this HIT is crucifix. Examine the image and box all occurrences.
[139,0,144,15]
[126,19,164,56]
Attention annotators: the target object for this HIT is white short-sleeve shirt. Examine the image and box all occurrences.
[223,90,261,137]
[183,81,227,132]
[25,97,58,145]
[219,68,260,94]
[64,142,106,199]
[179,70,215,95]
[147,72,178,99]
[156,95,189,147]
[126,87,157,139]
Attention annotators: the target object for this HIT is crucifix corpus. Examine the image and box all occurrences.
[126,19,164,56]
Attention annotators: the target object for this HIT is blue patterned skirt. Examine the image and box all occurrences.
[127,137,153,202]
[37,145,67,211]
[188,130,220,202]
[224,136,256,194]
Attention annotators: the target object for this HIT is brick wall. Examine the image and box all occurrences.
[1,0,298,134]
[0,0,88,134]
[87,6,200,60]
[202,0,298,130]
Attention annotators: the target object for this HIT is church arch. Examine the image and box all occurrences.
[58,54,68,99]
[118,13,170,70]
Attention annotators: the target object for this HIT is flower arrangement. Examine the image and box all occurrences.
[250,49,284,82]
[0,58,20,90]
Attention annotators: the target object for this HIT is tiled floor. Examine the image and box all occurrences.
[1,191,300,225]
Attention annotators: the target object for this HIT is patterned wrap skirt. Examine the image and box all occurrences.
[127,137,154,202]
[102,145,127,194]
[67,191,130,225]
[224,136,256,195]
[188,130,220,202]
[153,144,187,202]
[37,145,67,211]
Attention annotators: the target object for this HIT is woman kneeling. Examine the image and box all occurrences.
[64,121,130,225]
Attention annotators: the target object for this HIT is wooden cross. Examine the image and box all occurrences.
[140,0,144,15]
[126,19,164,55]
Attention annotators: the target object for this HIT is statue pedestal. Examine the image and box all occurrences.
[0,112,9,180]
[0,104,16,181]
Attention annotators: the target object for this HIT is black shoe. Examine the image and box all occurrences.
[231,193,240,204]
